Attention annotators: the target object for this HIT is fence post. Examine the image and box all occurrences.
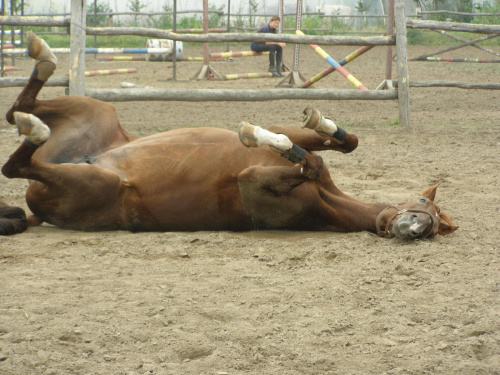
[386,0,394,81]
[395,3,411,129]
[69,0,86,96]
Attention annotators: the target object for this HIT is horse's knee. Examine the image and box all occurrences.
[302,152,324,180]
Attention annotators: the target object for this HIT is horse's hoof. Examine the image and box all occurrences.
[14,112,34,136]
[302,106,339,138]
[302,106,322,130]
[27,32,57,65]
[13,112,50,145]
[238,122,259,148]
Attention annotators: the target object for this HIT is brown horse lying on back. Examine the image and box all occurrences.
[0,33,458,239]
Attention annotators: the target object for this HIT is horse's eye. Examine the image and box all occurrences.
[419,198,427,203]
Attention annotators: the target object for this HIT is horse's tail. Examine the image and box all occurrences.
[0,200,29,235]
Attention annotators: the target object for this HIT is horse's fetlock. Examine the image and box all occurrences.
[281,144,306,164]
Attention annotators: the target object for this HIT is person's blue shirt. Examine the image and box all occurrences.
[251,24,276,49]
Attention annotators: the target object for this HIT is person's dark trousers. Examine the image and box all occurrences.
[251,43,283,77]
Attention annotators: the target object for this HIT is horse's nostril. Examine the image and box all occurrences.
[410,214,418,219]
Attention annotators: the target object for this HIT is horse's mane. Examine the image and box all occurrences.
[0,199,29,235]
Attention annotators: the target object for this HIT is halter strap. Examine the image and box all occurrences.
[376,204,435,238]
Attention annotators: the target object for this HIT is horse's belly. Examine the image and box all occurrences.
[95,134,291,231]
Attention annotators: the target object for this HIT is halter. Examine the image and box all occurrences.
[376,204,436,238]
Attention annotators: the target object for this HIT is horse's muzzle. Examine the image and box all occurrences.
[393,214,433,240]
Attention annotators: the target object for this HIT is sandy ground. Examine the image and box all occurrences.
[0,43,499,375]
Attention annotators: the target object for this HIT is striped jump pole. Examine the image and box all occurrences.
[302,45,374,88]
[180,56,220,61]
[409,56,500,63]
[209,51,269,59]
[223,72,273,80]
[1,66,22,71]
[97,56,147,61]
[297,30,368,90]
[97,56,214,62]
[3,48,174,55]
[84,48,170,54]
[181,56,205,61]
[85,68,137,77]
[2,29,21,34]
[65,68,137,77]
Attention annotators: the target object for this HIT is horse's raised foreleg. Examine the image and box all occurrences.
[6,32,57,124]
[266,106,358,153]
[238,122,323,180]
[236,124,325,229]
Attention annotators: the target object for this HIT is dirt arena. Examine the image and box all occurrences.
[0,43,499,374]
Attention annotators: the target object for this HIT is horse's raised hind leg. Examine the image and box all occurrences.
[266,106,358,153]
[2,113,127,231]
[2,112,51,179]
[6,32,57,124]
[1,113,51,228]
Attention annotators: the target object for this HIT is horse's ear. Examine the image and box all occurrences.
[422,183,440,202]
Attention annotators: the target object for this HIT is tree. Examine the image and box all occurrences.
[355,0,371,27]
[249,0,259,28]
[86,1,113,27]
[128,0,150,26]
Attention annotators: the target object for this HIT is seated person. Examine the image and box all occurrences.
[250,16,286,77]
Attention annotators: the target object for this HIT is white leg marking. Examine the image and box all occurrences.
[14,112,51,145]
[317,117,338,137]
[254,126,293,152]
[28,115,51,144]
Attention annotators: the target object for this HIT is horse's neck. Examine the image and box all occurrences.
[323,188,388,233]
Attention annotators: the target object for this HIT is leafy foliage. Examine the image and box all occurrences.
[128,0,150,26]
[303,15,324,35]
[248,0,259,28]
[86,0,113,27]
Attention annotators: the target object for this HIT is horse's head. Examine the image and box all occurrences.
[376,184,458,240]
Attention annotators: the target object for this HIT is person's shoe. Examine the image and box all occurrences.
[268,66,280,77]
